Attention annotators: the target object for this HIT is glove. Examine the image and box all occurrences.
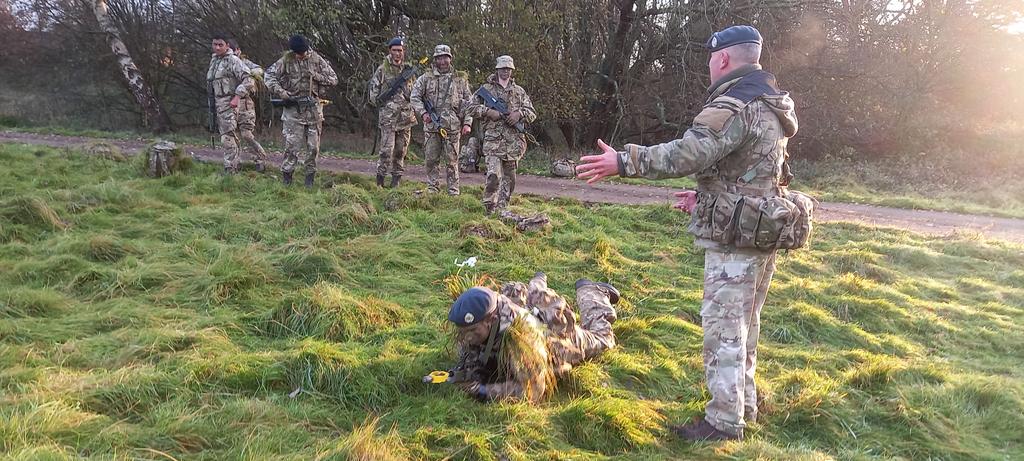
[251,69,264,81]
[484,108,502,121]
[457,382,488,401]
[277,90,291,99]
[506,110,523,125]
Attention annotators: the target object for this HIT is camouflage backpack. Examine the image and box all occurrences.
[550,159,575,178]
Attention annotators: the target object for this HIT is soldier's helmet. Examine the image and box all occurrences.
[433,44,453,58]
[448,287,494,327]
[495,55,515,70]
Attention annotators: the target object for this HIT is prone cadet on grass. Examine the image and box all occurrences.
[444,273,619,403]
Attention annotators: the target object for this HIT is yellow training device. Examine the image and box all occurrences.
[423,371,450,384]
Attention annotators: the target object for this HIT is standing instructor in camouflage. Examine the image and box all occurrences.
[228,40,269,172]
[467,55,537,213]
[367,37,418,188]
[410,44,474,195]
[265,34,338,187]
[576,25,799,441]
[206,34,254,174]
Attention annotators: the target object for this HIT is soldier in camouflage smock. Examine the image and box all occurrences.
[368,37,418,188]
[410,44,474,195]
[577,25,799,441]
[467,55,537,213]
[265,34,338,187]
[206,35,254,173]
[228,40,268,171]
[445,274,619,403]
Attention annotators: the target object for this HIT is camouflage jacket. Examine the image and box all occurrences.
[466,74,537,160]
[410,66,474,134]
[206,51,254,100]
[616,64,798,250]
[368,57,417,130]
[451,280,599,402]
[265,50,338,124]
[238,57,263,97]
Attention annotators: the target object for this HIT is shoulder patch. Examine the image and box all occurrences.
[693,105,739,133]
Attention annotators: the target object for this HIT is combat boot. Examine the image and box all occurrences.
[390,174,401,188]
[304,172,315,188]
[376,174,385,188]
[282,171,293,185]
[256,163,266,173]
[575,279,620,305]
[670,417,742,442]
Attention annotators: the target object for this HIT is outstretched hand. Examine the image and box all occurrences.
[672,190,698,215]
[575,139,619,184]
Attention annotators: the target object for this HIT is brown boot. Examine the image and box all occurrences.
[670,417,742,442]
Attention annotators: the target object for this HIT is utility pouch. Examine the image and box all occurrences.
[690,189,815,250]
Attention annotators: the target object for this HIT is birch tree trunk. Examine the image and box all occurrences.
[92,0,172,133]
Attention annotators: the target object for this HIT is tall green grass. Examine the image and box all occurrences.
[1,143,1022,459]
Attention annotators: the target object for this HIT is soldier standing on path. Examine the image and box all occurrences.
[467,55,537,213]
[206,33,254,174]
[445,273,619,403]
[228,39,268,172]
[367,37,418,189]
[265,34,338,188]
[410,44,474,195]
[576,25,800,442]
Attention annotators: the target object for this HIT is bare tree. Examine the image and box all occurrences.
[92,0,171,133]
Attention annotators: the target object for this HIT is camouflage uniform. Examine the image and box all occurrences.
[410,52,474,194]
[206,50,254,170]
[236,56,268,168]
[450,275,617,403]
[368,56,418,178]
[616,64,798,435]
[467,72,537,212]
[265,50,338,175]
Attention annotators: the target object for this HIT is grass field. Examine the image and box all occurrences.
[2,143,1023,460]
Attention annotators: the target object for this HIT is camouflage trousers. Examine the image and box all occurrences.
[215,99,241,169]
[701,249,777,435]
[483,155,518,213]
[236,97,267,167]
[423,131,460,194]
[281,119,321,174]
[511,274,616,376]
[376,123,412,177]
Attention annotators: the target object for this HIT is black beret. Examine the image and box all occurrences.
[289,34,310,54]
[705,25,762,52]
[387,37,405,48]
[448,287,495,327]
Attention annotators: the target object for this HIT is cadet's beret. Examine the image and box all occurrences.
[705,25,762,52]
[289,34,310,54]
[387,37,404,48]
[448,287,495,327]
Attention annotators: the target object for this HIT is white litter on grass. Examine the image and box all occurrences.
[456,256,478,268]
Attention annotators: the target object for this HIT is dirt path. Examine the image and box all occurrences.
[4,130,1024,243]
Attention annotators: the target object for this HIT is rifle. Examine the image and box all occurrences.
[206,81,216,147]
[375,64,418,107]
[424,99,448,139]
[271,96,331,109]
[475,87,539,145]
